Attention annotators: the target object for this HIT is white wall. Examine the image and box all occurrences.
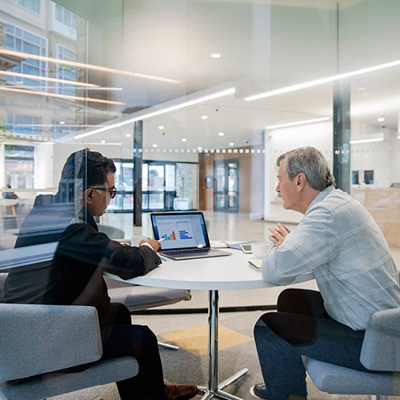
[34,143,54,189]
[265,120,333,206]
[390,131,400,185]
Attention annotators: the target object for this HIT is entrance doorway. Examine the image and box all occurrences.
[214,159,239,212]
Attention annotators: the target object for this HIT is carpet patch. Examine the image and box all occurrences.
[159,323,253,356]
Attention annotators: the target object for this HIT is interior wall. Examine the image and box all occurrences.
[198,148,264,215]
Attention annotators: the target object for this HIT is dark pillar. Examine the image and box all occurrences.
[133,121,143,226]
[333,79,351,193]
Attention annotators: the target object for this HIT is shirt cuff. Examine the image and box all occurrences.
[140,242,154,251]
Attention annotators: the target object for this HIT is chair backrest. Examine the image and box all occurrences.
[0,303,103,382]
[98,224,125,239]
[360,307,400,371]
[0,273,7,301]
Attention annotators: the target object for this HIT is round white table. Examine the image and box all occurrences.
[107,249,314,400]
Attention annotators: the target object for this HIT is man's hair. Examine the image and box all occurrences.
[58,149,116,200]
[277,147,336,191]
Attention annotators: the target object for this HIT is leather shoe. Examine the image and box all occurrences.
[162,384,197,400]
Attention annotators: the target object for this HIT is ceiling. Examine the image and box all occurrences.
[39,1,400,149]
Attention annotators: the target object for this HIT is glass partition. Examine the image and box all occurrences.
[1,0,400,254]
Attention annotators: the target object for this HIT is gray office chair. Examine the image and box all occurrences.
[105,276,191,350]
[0,303,138,400]
[302,307,400,400]
[98,223,192,350]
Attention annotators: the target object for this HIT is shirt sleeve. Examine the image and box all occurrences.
[261,206,339,285]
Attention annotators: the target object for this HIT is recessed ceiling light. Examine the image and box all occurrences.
[101,140,106,144]
[158,125,164,130]
[182,138,187,142]
[211,53,221,58]
[59,121,65,125]
[377,116,385,122]
[218,132,224,136]
[201,115,208,120]
[125,133,131,137]
[229,142,234,146]
[152,144,158,148]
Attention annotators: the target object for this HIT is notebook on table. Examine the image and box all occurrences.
[150,212,231,260]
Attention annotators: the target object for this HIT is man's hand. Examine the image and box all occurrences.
[268,223,291,247]
[139,238,161,252]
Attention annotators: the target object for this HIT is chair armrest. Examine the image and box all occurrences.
[0,304,103,381]
[360,307,400,371]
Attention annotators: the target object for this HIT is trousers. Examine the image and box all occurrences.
[254,289,367,400]
[100,302,165,400]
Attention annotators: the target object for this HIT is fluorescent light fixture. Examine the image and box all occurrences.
[0,48,134,76]
[377,116,385,122]
[211,53,221,58]
[201,115,208,119]
[182,138,187,142]
[0,49,179,83]
[0,86,125,106]
[75,87,236,139]
[349,138,384,144]
[133,72,181,84]
[245,59,400,101]
[265,117,330,130]
[218,132,225,136]
[0,70,99,87]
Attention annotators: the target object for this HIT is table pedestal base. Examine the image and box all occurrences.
[199,290,248,400]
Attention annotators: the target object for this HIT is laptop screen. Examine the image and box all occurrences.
[150,212,210,250]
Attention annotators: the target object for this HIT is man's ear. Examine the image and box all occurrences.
[84,188,93,204]
[296,173,306,191]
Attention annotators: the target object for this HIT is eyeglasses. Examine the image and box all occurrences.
[90,187,118,199]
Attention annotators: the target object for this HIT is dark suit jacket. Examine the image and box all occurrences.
[4,194,161,324]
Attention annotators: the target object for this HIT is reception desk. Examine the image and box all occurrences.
[351,186,400,248]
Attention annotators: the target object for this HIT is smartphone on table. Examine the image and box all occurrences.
[240,244,252,254]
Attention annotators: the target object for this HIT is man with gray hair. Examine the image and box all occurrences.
[251,147,400,400]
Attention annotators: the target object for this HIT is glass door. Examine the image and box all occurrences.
[142,162,176,211]
[214,159,239,212]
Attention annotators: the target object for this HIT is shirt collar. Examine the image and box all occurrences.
[305,186,335,215]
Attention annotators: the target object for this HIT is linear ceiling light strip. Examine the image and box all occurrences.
[0,86,125,105]
[74,87,236,140]
[245,59,400,101]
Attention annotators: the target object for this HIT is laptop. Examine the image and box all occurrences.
[150,212,231,260]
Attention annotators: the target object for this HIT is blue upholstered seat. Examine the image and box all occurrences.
[0,303,138,400]
[303,307,400,400]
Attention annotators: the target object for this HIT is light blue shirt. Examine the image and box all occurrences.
[262,186,400,330]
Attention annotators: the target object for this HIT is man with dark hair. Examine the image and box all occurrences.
[251,147,400,400]
[4,149,197,400]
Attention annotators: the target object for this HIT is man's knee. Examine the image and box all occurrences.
[254,313,274,340]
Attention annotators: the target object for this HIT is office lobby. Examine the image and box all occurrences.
[1,0,400,399]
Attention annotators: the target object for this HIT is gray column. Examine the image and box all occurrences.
[133,121,143,226]
[333,79,351,193]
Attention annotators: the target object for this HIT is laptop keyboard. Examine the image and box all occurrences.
[165,249,210,256]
